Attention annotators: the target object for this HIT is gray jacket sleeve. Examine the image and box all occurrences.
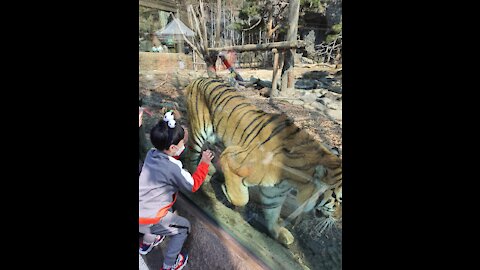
[168,156,195,193]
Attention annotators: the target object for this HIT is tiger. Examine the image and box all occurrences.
[184,77,342,246]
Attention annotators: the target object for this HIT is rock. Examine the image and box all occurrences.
[313,89,328,95]
[301,57,315,64]
[318,97,333,106]
[295,79,316,90]
[259,87,271,97]
[313,80,328,88]
[302,70,329,80]
[317,96,341,110]
[290,100,305,106]
[318,77,333,85]
[324,91,342,100]
[312,101,327,111]
[329,86,342,94]
[326,109,342,121]
[326,102,340,110]
[300,93,319,104]
[297,90,308,96]
[257,80,272,89]
[303,104,316,110]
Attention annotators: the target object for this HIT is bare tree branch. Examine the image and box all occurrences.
[241,18,262,31]
[199,0,209,50]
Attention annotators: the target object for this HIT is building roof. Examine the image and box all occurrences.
[156,17,195,37]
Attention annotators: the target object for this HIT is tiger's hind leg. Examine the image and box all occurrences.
[258,180,295,246]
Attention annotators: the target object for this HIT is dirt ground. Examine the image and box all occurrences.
[139,65,342,270]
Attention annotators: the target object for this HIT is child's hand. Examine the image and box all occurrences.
[201,150,214,164]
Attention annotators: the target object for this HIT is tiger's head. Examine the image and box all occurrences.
[308,182,342,236]
[316,184,342,220]
[310,149,342,235]
[310,163,342,220]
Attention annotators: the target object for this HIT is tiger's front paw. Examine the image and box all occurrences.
[221,184,232,203]
[277,227,294,246]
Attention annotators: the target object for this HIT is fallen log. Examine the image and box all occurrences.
[208,40,306,52]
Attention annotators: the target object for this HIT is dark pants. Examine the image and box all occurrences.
[139,211,191,266]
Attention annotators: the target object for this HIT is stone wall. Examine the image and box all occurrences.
[139,52,194,71]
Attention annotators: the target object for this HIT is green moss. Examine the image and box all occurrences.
[331,23,342,34]
[326,34,338,43]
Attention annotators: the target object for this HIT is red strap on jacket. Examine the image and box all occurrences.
[139,193,177,225]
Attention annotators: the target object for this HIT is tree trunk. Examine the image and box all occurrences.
[199,1,217,77]
[280,0,300,97]
[223,0,226,44]
[176,10,183,54]
[216,0,222,47]
[231,7,235,45]
[266,2,275,39]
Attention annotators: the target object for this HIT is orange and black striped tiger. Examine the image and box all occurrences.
[185,78,342,245]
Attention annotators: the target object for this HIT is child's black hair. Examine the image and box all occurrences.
[150,120,185,151]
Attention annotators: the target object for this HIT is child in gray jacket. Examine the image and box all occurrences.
[139,111,214,270]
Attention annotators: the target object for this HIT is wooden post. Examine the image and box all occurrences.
[271,48,279,96]
[271,49,285,97]
[280,0,300,97]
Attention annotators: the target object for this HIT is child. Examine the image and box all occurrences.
[139,111,214,270]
